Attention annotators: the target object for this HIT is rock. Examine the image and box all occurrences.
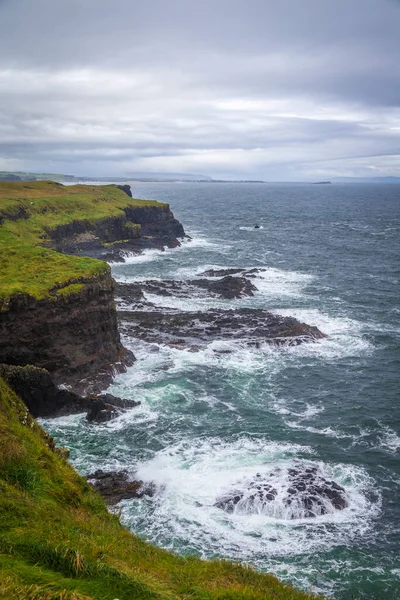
[198,267,261,278]
[214,464,348,519]
[118,306,326,351]
[117,275,257,301]
[86,399,118,423]
[87,470,156,505]
[0,364,87,417]
[0,364,140,419]
[254,224,260,229]
[86,394,140,423]
[0,270,135,394]
[192,275,257,299]
[117,184,132,198]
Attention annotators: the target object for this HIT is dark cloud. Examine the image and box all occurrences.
[0,0,399,179]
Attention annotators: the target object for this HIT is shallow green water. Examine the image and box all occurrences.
[42,183,400,599]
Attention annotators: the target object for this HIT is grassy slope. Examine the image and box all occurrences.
[0,378,322,600]
[0,181,165,305]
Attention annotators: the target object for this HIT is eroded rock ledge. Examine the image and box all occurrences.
[116,272,326,351]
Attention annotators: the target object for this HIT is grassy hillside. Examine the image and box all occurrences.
[0,181,165,306]
[0,378,322,600]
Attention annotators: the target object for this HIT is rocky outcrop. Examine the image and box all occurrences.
[118,300,325,350]
[0,269,134,394]
[214,464,349,518]
[86,394,140,423]
[0,363,86,417]
[0,363,140,418]
[116,275,256,302]
[87,470,156,505]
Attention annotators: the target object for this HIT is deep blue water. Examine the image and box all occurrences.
[43,183,400,599]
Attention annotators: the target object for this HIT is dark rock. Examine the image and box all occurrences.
[87,470,156,505]
[254,225,260,229]
[198,267,261,278]
[86,399,118,423]
[117,184,132,198]
[0,270,135,393]
[118,306,326,351]
[47,203,187,263]
[116,275,256,303]
[0,363,87,417]
[192,275,257,299]
[214,464,348,518]
[0,364,140,418]
[86,394,141,423]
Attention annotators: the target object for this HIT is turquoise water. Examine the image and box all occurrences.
[42,183,400,598]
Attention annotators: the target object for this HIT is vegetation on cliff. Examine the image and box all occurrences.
[0,378,321,600]
[0,181,167,306]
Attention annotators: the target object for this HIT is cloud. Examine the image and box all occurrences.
[0,0,399,179]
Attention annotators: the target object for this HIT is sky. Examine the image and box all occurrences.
[0,0,399,181]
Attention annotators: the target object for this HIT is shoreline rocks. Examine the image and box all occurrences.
[87,470,156,505]
[214,464,349,519]
[0,363,140,419]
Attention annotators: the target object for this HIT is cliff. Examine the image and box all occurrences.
[0,270,132,393]
[0,181,184,391]
[0,377,322,600]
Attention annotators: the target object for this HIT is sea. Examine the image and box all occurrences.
[41,182,400,599]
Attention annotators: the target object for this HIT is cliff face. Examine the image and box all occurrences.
[0,181,186,393]
[52,204,186,260]
[0,268,133,393]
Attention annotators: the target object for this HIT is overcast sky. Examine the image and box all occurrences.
[0,0,399,180]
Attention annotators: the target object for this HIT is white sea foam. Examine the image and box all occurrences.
[239,225,265,231]
[132,264,316,310]
[251,267,314,299]
[120,436,380,564]
[110,235,232,268]
[376,425,400,454]
[272,308,374,359]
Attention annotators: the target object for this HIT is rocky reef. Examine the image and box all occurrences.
[116,269,326,352]
[214,463,348,519]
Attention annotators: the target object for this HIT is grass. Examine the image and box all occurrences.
[0,181,167,305]
[0,378,324,600]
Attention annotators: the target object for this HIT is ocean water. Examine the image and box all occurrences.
[42,183,400,599]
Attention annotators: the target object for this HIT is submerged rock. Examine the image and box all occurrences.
[86,394,140,423]
[87,470,155,505]
[198,267,261,278]
[214,464,349,519]
[116,275,256,301]
[118,306,326,350]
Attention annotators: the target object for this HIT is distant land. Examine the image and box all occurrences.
[0,170,265,184]
[332,176,400,184]
[1,171,400,184]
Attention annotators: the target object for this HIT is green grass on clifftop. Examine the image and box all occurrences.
[0,181,166,306]
[0,378,323,600]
